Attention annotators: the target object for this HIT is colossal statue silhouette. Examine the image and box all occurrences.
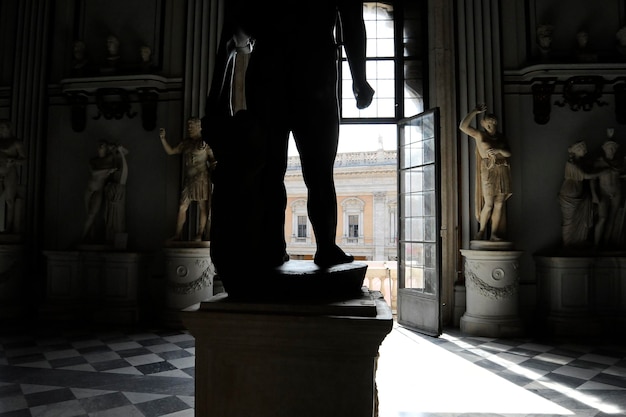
[202,0,374,298]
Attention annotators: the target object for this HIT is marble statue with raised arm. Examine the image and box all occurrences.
[0,120,26,235]
[459,104,512,241]
[159,117,216,242]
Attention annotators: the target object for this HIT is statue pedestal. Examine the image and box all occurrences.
[182,288,393,417]
[460,241,524,337]
[535,254,626,338]
[162,245,214,311]
[41,250,141,324]
[0,243,26,319]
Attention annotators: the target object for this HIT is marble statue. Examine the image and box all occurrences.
[139,45,153,72]
[536,24,554,59]
[203,0,374,276]
[101,34,121,73]
[592,132,625,247]
[71,40,90,75]
[559,141,608,248]
[0,120,26,235]
[575,30,597,62]
[159,117,216,242]
[82,140,118,242]
[104,144,129,247]
[617,26,626,57]
[459,104,512,241]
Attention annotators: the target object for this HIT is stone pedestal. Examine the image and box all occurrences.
[0,243,26,318]
[182,288,393,417]
[162,246,214,310]
[42,250,141,324]
[460,242,524,337]
[535,254,626,337]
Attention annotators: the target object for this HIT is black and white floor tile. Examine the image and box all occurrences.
[1,321,624,417]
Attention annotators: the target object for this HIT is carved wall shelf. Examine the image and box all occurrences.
[59,75,182,132]
[503,63,626,124]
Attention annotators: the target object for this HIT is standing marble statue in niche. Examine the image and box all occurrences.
[559,140,608,248]
[0,120,26,235]
[82,140,119,243]
[104,144,129,248]
[459,104,512,241]
[592,133,625,247]
[159,117,217,242]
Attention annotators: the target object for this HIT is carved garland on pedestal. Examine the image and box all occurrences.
[464,260,519,300]
[167,258,215,295]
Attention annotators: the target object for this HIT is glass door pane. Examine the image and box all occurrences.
[397,108,442,337]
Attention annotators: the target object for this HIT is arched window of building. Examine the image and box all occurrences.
[290,199,311,244]
[341,197,365,244]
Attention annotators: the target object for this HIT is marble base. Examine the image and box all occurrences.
[0,243,26,319]
[41,250,140,324]
[460,248,524,337]
[220,260,369,302]
[535,255,626,338]
[181,288,393,417]
[162,246,214,310]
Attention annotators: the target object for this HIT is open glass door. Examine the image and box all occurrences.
[397,108,442,337]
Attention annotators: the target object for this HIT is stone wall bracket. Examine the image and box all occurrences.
[554,75,608,111]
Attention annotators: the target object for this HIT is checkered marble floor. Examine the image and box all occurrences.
[1,320,625,417]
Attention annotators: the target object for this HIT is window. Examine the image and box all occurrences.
[290,199,311,244]
[342,198,365,244]
[339,1,425,122]
[348,215,359,243]
[297,215,307,240]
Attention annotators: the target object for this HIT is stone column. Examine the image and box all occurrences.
[373,191,386,260]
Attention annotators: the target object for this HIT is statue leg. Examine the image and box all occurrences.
[293,97,352,266]
[196,200,208,241]
[173,199,190,240]
[595,199,608,246]
[490,196,506,241]
[477,195,494,240]
[82,190,103,241]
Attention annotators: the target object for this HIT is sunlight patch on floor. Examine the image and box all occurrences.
[376,325,575,416]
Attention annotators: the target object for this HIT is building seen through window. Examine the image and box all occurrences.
[285,1,425,265]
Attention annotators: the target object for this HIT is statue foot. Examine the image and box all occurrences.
[193,234,203,242]
[490,234,503,242]
[314,245,354,267]
[474,230,485,240]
